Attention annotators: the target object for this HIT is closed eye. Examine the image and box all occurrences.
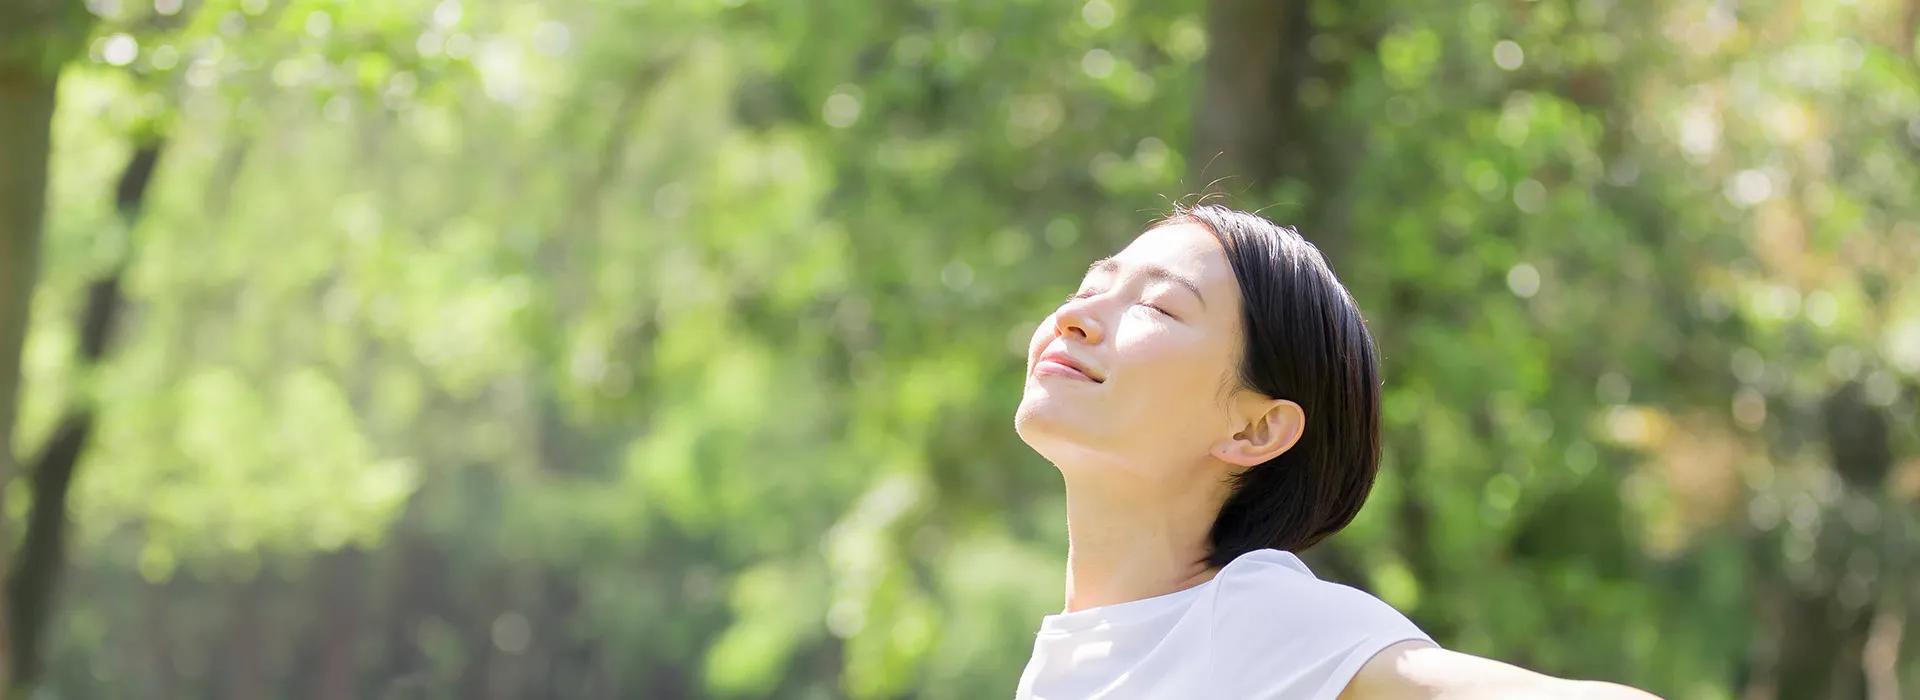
[1064,290,1177,319]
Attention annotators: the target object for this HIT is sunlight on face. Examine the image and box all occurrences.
[1014,222,1246,482]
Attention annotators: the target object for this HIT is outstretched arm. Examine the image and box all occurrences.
[1339,641,1665,700]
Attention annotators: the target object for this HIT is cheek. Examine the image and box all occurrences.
[1118,326,1231,397]
[1104,331,1231,449]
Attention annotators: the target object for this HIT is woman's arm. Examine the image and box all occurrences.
[1339,641,1666,700]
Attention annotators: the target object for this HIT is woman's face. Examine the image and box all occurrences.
[1015,222,1253,480]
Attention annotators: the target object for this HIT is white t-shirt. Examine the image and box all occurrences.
[1014,548,1433,700]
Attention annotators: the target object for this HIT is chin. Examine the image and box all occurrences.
[1012,392,1052,443]
[1015,391,1099,466]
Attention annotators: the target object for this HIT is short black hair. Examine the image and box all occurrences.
[1157,204,1383,569]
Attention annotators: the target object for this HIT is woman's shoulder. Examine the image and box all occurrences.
[1203,549,1435,700]
[1206,548,1430,649]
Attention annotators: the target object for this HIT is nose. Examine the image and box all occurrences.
[1053,297,1104,345]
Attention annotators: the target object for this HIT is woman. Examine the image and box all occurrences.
[1012,205,1661,699]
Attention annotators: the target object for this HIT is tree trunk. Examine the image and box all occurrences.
[1193,0,1308,197]
[219,578,270,700]
[6,141,160,695]
[1762,382,1901,699]
[0,6,93,694]
[141,578,177,700]
[1772,590,1871,700]
[459,567,510,700]
[376,529,442,693]
[1193,0,1374,266]
[0,41,60,700]
[308,549,365,700]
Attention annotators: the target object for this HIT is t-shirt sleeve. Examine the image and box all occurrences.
[1205,566,1433,700]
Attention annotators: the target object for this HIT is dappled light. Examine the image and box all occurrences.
[0,0,1916,698]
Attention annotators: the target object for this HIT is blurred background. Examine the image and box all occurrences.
[1,0,1918,698]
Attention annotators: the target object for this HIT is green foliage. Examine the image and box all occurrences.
[6,0,1918,697]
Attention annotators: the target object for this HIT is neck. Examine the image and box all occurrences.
[1059,468,1227,613]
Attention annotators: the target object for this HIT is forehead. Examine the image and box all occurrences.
[1107,222,1234,286]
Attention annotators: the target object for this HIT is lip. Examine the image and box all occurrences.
[1034,349,1103,383]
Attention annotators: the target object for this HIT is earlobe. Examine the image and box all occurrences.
[1213,399,1305,468]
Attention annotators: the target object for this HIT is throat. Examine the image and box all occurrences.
[1060,484,1222,612]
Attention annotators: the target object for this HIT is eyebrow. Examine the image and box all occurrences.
[1087,257,1207,309]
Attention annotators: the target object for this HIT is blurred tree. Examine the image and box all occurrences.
[0,0,96,695]
[3,0,1918,699]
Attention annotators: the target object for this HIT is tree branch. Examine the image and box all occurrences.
[6,139,162,693]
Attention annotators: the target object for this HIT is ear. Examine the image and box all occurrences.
[1211,398,1305,468]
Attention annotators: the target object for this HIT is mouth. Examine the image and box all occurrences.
[1034,350,1103,383]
